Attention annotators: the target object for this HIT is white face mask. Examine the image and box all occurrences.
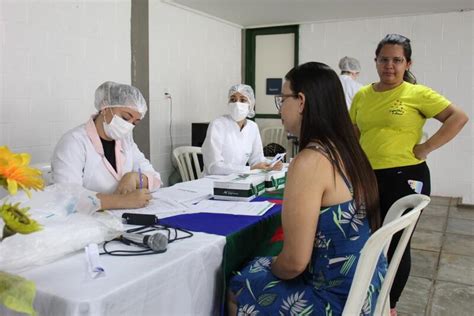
[103,114,135,140]
[228,102,250,122]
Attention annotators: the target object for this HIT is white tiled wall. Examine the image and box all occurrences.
[300,11,473,203]
[0,0,131,164]
[149,1,242,185]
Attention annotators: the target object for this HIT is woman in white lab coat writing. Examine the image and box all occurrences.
[52,81,161,210]
[202,84,283,175]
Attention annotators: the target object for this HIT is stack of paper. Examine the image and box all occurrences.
[264,170,287,191]
[153,185,211,206]
[236,168,288,192]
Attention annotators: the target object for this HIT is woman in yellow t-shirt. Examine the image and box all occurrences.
[350,34,468,315]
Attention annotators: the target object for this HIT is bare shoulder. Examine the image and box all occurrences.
[290,147,332,168]
[288,148,333,183]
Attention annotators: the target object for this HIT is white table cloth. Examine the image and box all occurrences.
[1,232,226,316]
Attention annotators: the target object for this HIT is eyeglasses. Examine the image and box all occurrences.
[274,94,298,111]
[375,57,405,65]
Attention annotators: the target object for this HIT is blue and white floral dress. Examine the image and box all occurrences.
[229,180,387,315]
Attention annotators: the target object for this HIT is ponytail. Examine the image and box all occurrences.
[403,69,417,84]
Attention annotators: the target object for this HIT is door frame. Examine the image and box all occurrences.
[244,25,299,119]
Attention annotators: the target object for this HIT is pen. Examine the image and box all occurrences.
[270,153,286,168]
[138,167,143,189]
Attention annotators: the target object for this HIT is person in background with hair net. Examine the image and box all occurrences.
[52,81,161,210]
[202,84,283,175]
[338,56,363,109]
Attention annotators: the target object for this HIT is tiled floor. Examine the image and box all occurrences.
[397,196,474,316]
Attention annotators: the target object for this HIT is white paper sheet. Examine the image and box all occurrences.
[153,185,211,205]
[189,200,274,216]
[85,243,105,279]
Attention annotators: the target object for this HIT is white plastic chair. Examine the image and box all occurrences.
[31,162,53,185]
[172,146,203,182]
[343,194,430,316]
[261,126,287,147]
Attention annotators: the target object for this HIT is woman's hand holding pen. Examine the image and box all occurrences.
[270,160,284,171]
[115,171,148,194]
[111,171,151,209]
[250,161,284,171]
[97,188,151,210]
[120,189,152,208]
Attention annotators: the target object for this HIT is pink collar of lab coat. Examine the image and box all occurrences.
[85,117,124,181]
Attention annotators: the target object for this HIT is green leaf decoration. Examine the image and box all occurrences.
[300,304,314,316]
[246,279,257,301]
[332,210,346,238]
[263,280,281,291]
[325,302,333,316]
[340,255,356,275]
[320,207,330,214]
[235,287,244,297]
[378,271,385,282]
[257,293,278,306]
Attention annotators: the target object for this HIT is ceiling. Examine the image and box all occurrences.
[164,0,473,28]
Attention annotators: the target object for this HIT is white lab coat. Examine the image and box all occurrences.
[202,115,266,175]
[339,74,363,109]
[52,118,161,194]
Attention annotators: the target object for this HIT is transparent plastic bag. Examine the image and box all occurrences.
[3,183,101,217]
[0,184,123,272]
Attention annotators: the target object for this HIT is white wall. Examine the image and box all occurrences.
[255,33,294,115]
[2,1,470,202]
[0,0,131,164]
[149,1,242,185]
[300,11,473,203]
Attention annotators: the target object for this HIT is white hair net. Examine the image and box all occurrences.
[94,81,147,119]
[338,56,361,73]
[228,84,256,118]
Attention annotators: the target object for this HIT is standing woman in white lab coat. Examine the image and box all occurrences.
[202,84,283,175]
[52,81,161,210]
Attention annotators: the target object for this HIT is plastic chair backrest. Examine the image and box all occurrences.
[374,194,431,315]
[31,162,53,186]
[261,126,287,147]
[342,194,430,316]
[172,146,203,182]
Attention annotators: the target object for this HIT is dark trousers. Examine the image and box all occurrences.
[374,162,431,308]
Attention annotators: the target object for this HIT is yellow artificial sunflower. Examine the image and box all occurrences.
[0,202,42,236]
[0,146,44,197]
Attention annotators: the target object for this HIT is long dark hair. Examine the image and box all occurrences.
[376,33,417,84]
[285,62,380,231]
